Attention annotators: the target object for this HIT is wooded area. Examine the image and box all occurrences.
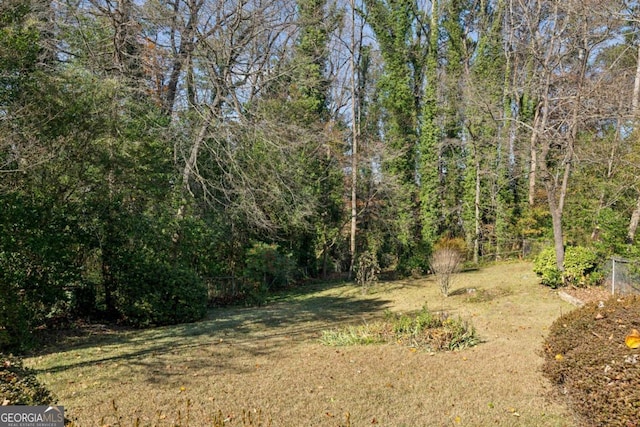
[2,0,640,350]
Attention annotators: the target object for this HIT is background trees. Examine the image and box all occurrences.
[2,0,639,350]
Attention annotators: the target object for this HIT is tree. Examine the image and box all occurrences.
[419,0,441,247]
[461,0,513,262]
[363,0,430,272]
[513,0,624,270]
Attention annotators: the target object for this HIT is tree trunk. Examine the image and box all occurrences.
[348,0,358,277]
[549,202,565,271]
[163,0,199,116]
[627,45,640,243]
[473,150,481,264]
[528,104,540,206]
[628,196,640,244]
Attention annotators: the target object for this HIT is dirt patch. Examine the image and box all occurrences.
[561,286,612,305]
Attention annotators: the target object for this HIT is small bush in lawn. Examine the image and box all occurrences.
[430,238,465,296]
[0,353,55,405]
[321,306,479,351]
[542,296,640,427]
[320,324,387,346]
[533,245,602,288]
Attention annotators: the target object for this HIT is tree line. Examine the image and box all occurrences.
[1,0,640,350]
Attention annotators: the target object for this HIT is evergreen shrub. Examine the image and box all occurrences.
[116,260,208,327]
[533,246,602,288]
[397,241,432,278]
[0,196,80,351]
[243,242,296,292]
[0,353,55,405]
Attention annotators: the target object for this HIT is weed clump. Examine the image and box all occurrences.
[542,296,640,427]
[321,306,479,351]
[0,353,55,405]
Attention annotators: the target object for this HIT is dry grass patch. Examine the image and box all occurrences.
[25,261,577,426]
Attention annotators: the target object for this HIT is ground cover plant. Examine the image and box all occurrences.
[542,296,640,427]
[320,306,480,351]
[25,262,577,426]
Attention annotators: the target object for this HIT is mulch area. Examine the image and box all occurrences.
[561,285,613,305]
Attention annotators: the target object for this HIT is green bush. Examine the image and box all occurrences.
[533,246,602,288]
[243,242,296,292]
[563,246,601,286]
[0,196,81,352]
[397,241,432,278]
[116,259,208,327]
[0,287,31,351]
[0,353,55,405]
[542,296,640,426]
[533,247,563,287]
[69,280,98,318]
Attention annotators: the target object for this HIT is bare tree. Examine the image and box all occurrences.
[512,0,623,270]
[627,43,640,243]
[430,245,463,297]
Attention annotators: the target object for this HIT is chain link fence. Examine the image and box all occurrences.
[605,258,640,295]
[476,238,552,263]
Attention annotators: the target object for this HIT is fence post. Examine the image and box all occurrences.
[612,257,616,295]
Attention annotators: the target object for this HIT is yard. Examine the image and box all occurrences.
[26,262,578,426]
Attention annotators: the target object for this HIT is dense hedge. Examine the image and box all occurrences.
[542,296,640,426]
[0,353,55,405]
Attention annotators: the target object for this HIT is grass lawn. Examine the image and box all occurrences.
[26,261,578,426]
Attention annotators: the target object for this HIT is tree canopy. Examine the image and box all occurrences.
[2,0,640,350]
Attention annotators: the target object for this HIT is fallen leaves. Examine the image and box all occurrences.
[625,329,640,349]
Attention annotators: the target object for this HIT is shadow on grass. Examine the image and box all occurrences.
[31,285,392,378]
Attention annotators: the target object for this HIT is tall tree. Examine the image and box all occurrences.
[515,0,621,269]
[462,0,510,262]
[419,0,441,246]
[363,0,428,269]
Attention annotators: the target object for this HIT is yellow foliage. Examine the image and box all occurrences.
[625,329,640,349]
